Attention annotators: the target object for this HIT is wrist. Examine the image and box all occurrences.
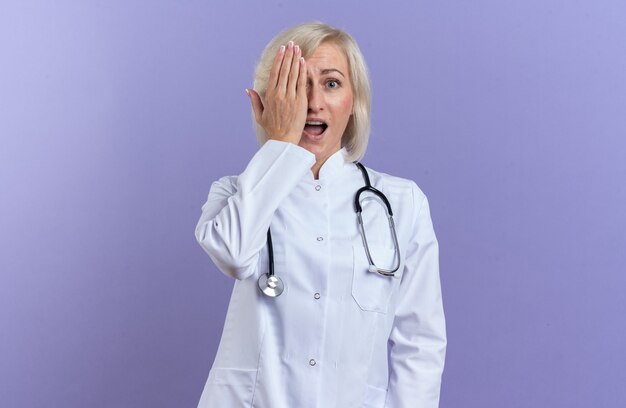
[269,134,301,145]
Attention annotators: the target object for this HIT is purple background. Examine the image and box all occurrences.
[1,1,625,407]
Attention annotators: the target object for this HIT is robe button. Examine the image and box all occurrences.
[309,359,317,366]
[315,185,321,191]
[314,293,321,299]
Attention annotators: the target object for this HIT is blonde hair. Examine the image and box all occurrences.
[251,21,372,162]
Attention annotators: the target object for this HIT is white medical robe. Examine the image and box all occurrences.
[194,140,446,408]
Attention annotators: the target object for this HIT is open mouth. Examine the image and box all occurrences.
[303,121,328,137]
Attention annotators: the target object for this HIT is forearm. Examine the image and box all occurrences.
[195,140,315,280]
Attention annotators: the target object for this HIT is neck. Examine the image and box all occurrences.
[311,146,341,180]
[311,160,324,180]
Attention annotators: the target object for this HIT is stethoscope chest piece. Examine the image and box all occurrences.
[258,273,284,297]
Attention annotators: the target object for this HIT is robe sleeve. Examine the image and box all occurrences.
[194,140,316,280]
[385,183,447,407]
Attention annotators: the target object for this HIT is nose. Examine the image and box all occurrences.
[307,82,324,112]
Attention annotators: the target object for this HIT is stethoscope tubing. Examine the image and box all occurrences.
[259,161,401,297]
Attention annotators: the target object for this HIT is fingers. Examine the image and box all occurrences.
[287,45,301,96]
[297,56,306,96]
[277,41,295,93]
[268,44,285,91]
[246,88,263,124]
[267,41,304,96]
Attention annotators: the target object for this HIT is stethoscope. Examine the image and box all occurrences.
[258,161,401,297]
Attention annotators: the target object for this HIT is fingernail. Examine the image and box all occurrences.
[245,88,250,96]
[279,45,285,53]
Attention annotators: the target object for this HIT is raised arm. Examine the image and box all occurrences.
[195,40,312,280]
[195,140,315,280]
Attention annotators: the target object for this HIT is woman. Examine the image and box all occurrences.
[194,21,446,408]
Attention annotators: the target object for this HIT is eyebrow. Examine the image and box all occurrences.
[320,68,345,78]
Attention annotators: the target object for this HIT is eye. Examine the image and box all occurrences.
[326,79,341,89]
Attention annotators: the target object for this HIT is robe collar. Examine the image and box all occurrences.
[303,146,351,182]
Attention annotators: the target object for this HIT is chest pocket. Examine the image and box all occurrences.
[351,243,401,314]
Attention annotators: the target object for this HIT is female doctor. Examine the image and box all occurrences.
[194,21,446,408]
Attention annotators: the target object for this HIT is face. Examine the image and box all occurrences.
[299,41,354,161]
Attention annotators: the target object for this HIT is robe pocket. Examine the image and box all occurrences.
[198,367,258,408]
[351,243,400,314]
[362,383,388,408]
